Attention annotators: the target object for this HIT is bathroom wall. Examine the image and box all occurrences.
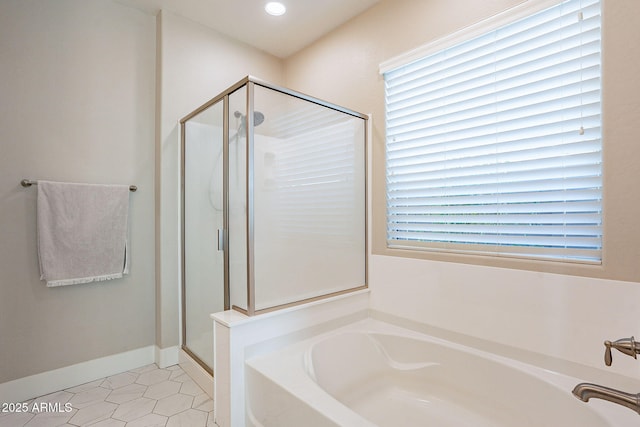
[155,10,283,351]
[285,0,640,378]
[0,0,284,392]
[0,0,156,383]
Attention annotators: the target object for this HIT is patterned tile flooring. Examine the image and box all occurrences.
[0,364,215,427]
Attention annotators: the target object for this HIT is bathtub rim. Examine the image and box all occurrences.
[246,314,640,427]
[368,310,640,391]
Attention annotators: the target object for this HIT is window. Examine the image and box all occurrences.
[382,0,601,263]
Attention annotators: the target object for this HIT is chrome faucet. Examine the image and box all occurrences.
[572,383,640,415]
[572,336,640,414]
[604,336,640,366]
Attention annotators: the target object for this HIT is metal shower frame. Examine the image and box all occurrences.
[179,75,368,371]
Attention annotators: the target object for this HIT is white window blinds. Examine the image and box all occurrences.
[383,0,602,263]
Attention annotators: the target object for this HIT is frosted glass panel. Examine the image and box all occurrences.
[253,86,366,311]
[228,87,248,312]
[183,77,367,324]
[183,100,224,369]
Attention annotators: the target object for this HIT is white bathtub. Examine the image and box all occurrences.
[245,318,639,427]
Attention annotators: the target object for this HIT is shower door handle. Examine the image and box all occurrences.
[217,229,226,251]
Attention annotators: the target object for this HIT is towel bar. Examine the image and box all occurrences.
[21,179,137,192]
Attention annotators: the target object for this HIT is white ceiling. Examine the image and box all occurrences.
[115,0,381,58]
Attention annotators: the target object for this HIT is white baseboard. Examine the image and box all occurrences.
[179,349,213,398]
[155,345,180,368]
[0,346,155,404]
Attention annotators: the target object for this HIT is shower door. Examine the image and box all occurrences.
[182,99,226,373]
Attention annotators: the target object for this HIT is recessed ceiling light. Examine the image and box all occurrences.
[265,2,286,16]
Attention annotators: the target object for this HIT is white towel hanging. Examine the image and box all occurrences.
[37,180,130,287]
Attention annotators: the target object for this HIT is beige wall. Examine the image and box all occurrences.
[156,11,283,349]
[0,0,156,383]
[0,0,285,385]
[0,0,284,384]
[285,0,640,283]
[284,0,640,375]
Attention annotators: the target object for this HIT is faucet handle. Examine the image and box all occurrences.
[605,344,612,366]
[604,336,639,366]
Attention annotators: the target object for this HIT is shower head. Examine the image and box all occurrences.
[234,110,265,127]
[231,110,265,141]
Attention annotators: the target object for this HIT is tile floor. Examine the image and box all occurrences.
[0,364,216,427]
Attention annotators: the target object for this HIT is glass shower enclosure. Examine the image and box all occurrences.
[180,76,367,373]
